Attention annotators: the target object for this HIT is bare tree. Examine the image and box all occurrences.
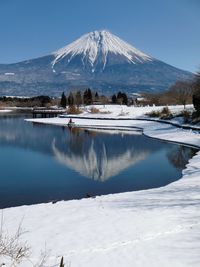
[168,80,193,109]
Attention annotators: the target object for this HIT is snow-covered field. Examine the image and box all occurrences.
[26,104,194,122]
[68,104,193,119]
[1,104,200,267]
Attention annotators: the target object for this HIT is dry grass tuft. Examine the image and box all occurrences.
[0,212,30,266]
[67,105,82,114]
[146,107,172,120]
[90,107,100,113]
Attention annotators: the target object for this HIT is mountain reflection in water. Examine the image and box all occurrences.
[52,130,148,181]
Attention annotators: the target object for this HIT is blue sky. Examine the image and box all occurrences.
[0,0,199,72]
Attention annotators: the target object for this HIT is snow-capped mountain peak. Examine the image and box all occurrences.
[52,30,153,71]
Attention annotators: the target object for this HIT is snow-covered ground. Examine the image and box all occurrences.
[26,104,194,122]
[1,104,200,267]
[0,109,12,113]
[69,104,193,119]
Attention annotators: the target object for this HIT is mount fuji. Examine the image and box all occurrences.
[0,30,193,96]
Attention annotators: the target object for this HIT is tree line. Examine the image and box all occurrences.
[142,72,200,109]
[60,89,129,108]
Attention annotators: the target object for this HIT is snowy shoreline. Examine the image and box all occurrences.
[0,109,12,113]
[2,105,200,267]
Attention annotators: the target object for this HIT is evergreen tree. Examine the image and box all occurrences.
[87,88,93,104]
[112,94,117,104]
[83,88,93,105]
[75,91,82,106]
[122,92,128,105]
[68,92,74,106]
[60,92,67,108]
[83,89,88,105]
[193,72,200,112]
[117,91,122,99]
[117,91,123,105]
[95,92,99,101]
[193,72,200,94]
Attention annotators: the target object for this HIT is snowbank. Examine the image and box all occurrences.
[0,109,12,113]
[2,105,200,267]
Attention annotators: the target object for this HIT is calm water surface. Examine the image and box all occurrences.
[0,113,198,208]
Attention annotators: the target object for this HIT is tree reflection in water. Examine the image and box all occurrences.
[167,145,198,170]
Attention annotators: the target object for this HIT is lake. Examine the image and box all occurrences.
[0,113,198,208]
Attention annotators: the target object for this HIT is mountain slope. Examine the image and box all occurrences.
[0,30,193,96]
[52,30,153,71]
